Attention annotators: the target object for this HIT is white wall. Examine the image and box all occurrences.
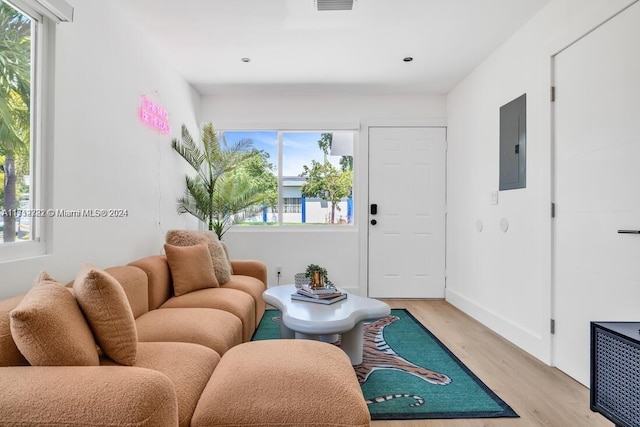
[445,0,636,365]
[0,0,199,298]
[201,93,446,294]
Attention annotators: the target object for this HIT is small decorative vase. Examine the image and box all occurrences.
[295,273,309,289]
[311,271,324,289]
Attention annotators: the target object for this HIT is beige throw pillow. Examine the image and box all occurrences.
[220,241,234,275]
[164,243,219,296]
[74,264,138,366]
[165,230,232,284]
[10,272,99,366]
[0,294,29,367]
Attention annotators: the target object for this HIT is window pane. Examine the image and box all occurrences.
[283,197,301,213]
[283,132,353,225]
[221,131,279,226]
[217,129,354,228]
[1,1,33,243]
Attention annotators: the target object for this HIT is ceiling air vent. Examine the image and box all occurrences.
[315,0,355,11]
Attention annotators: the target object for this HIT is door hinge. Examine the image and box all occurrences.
[550,319,556,334]
[551,202,556,218]
[551,86,556,102]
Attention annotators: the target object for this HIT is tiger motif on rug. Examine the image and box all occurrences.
[268,313,451,407]
[356,315,451,407]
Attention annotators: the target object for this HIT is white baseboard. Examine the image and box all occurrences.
[446,288,550,365]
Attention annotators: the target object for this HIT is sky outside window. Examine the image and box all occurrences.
[222,131,343,177]
[222,130,278,171]
[221,129,354,226]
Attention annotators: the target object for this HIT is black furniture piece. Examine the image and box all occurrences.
[590,322,640,427]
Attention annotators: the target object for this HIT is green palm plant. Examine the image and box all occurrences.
[172,122,265,239]
[0,2,31,242]
[209,172,265,238]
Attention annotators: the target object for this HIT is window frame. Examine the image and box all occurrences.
[219,128,357,231]
[282,197,302,214]
[0,0,59,260]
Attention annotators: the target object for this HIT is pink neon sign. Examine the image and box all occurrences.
[139,96,171,134]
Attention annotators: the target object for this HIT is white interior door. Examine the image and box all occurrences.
[368,127,446,298]
[553,2,640,386]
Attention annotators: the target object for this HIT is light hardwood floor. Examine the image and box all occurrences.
[375,300,611,427]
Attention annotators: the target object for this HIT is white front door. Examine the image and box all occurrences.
[553,2,640,385]
[368,127,447,298]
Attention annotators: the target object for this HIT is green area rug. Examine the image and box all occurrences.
[252,308,518,420]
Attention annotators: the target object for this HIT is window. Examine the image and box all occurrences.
[220,130,355,227]
[283,198,301,214]
[1,1,35,244]
[0,0,71,257]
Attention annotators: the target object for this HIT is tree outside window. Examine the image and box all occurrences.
[217,130,355,227]
[0,1,32,243]
[300,133,353,224]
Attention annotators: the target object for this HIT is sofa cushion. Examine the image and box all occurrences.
[129,255,173,311]
[104,265,149,319]
[136,308,242,356]
[74,264,138,366]
[0,294,29,367]
[166,229,232,284]
[103,341,220,427]
[161,287,255,342]
[191,340,370,427]
[229,259,268,288]
[221,275,266,325]
[10,272,99,366]
[164,243,219,296]
[1,365,178,427]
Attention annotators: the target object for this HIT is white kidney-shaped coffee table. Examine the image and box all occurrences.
[262,285,390,364]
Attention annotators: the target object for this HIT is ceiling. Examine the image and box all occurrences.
[113,0,551,96]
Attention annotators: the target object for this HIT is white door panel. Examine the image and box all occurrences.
[368,127,446,298]
[553,2,640,385]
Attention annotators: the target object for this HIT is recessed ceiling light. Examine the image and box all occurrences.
[241,57,251,63]
[403,57,413,62]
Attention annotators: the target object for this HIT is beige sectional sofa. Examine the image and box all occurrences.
[0,234,371,427]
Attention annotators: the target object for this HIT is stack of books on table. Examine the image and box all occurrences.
[291,285,347,305]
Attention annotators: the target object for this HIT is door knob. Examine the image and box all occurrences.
[371,219,377,225]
